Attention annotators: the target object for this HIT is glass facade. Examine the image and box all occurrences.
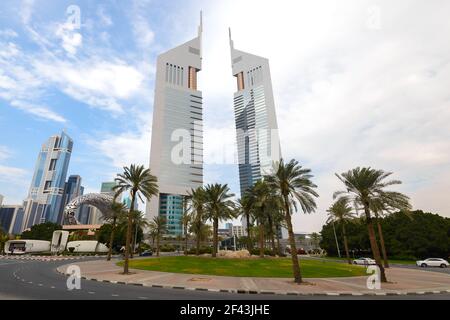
[159,194,183,236]
[24,131,73,227]
[0,207,15,232]
[101,182,116,194]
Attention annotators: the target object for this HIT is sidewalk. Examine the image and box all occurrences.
[57,259,450,296]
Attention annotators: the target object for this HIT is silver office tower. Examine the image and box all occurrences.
[229,30,286,238]
[146,14,203,236]
[229,30,282,195]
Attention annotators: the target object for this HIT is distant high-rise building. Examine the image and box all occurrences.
[23,131,73,228]
[60,175,83,221]
[0,194,3,207]
[0,205,25,235]
[146,13,203,237]
[123,196,138,210]
[232,225,245,238]
[100,182,116,194]
[88,181,117,224]
[229,30,287,239]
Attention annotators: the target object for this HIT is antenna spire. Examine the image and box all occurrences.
[228,27,234,49]
[198,10,203,36]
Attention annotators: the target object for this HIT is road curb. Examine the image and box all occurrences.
[55,265,450,296]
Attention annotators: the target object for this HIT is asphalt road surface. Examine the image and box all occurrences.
[0,258,449,300]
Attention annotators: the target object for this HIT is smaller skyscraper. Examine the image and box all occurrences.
[0,194,4,207]
[0,205,25,235]
[60,175,84,222]
[88,181,117,224]
[23,131,73,228]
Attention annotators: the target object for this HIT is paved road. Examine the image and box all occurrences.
[0,258,449,300]
[303,256,450,275]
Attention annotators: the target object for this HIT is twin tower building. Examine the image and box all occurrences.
[146,13,285,237]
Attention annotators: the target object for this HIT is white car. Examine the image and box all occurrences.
[416,258,449,268]
[352,257,376,265]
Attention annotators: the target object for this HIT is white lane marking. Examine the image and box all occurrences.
[51,286,55,289]
[28,281,33,284]
[138,297,148,299]
[88,291,95,294]
[38,284,43,286]
[111,294,119,297]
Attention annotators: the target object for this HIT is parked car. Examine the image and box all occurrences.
[353,257,376,265]
[140,250,153,257]
[416,258,449,268]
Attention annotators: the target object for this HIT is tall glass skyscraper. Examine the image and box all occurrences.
[229,30,286,238]
[229,30,282,196]
[146,13,203,236]
[23,131,73,228]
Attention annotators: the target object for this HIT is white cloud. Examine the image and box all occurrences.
[0,146,29,204]
[87,112,152,170]
[0,29,18,38]
[97,6,113,27]
[130,0,155,50]
[10,100,67,123]
[33,59,144,113]
[55,21,83,55]
[197,0,450,231]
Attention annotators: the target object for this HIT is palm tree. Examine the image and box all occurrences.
[113,164,158,274]
[368,196,411,268]
[334,167,411,282]
[103,201,127,261]
[181,196,191,255]
[0,227,9,255]
[236,194,254,251]
[326,198,356,264]
[203,183,236,257]
[265,159,319,284]
[188,187,207,255]
[148,216,166,256]
[249,180,283,257]
[129,210,150,255]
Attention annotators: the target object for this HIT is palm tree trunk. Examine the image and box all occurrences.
[245,212,252,251]
[123,192,136,274]
[156,234,160,257]
[284,195,302,284]
[364,203,387,282]
[184,231,188,256]
[212,217,218,257]
[196,229,201,256]
[276,229,282,256]
[342,223,351,264]
[375,215,389,268]
[130,223,134,259]
[107,217,116,261]
[259,222,265,258]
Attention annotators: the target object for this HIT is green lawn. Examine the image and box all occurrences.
[118,256,367,278]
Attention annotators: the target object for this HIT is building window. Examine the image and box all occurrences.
[44,180,52,190]
[49,159,57,171]
[188,66,197,90]
[236,72,244,91]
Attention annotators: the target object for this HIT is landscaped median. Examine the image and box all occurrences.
[57,258,450,296]
[117,256,366,278]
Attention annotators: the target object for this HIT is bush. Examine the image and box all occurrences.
[160,244,176,252]
[187,247,212,255]
[250,248,277,256]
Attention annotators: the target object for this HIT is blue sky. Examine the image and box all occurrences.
[1,0,449,232]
